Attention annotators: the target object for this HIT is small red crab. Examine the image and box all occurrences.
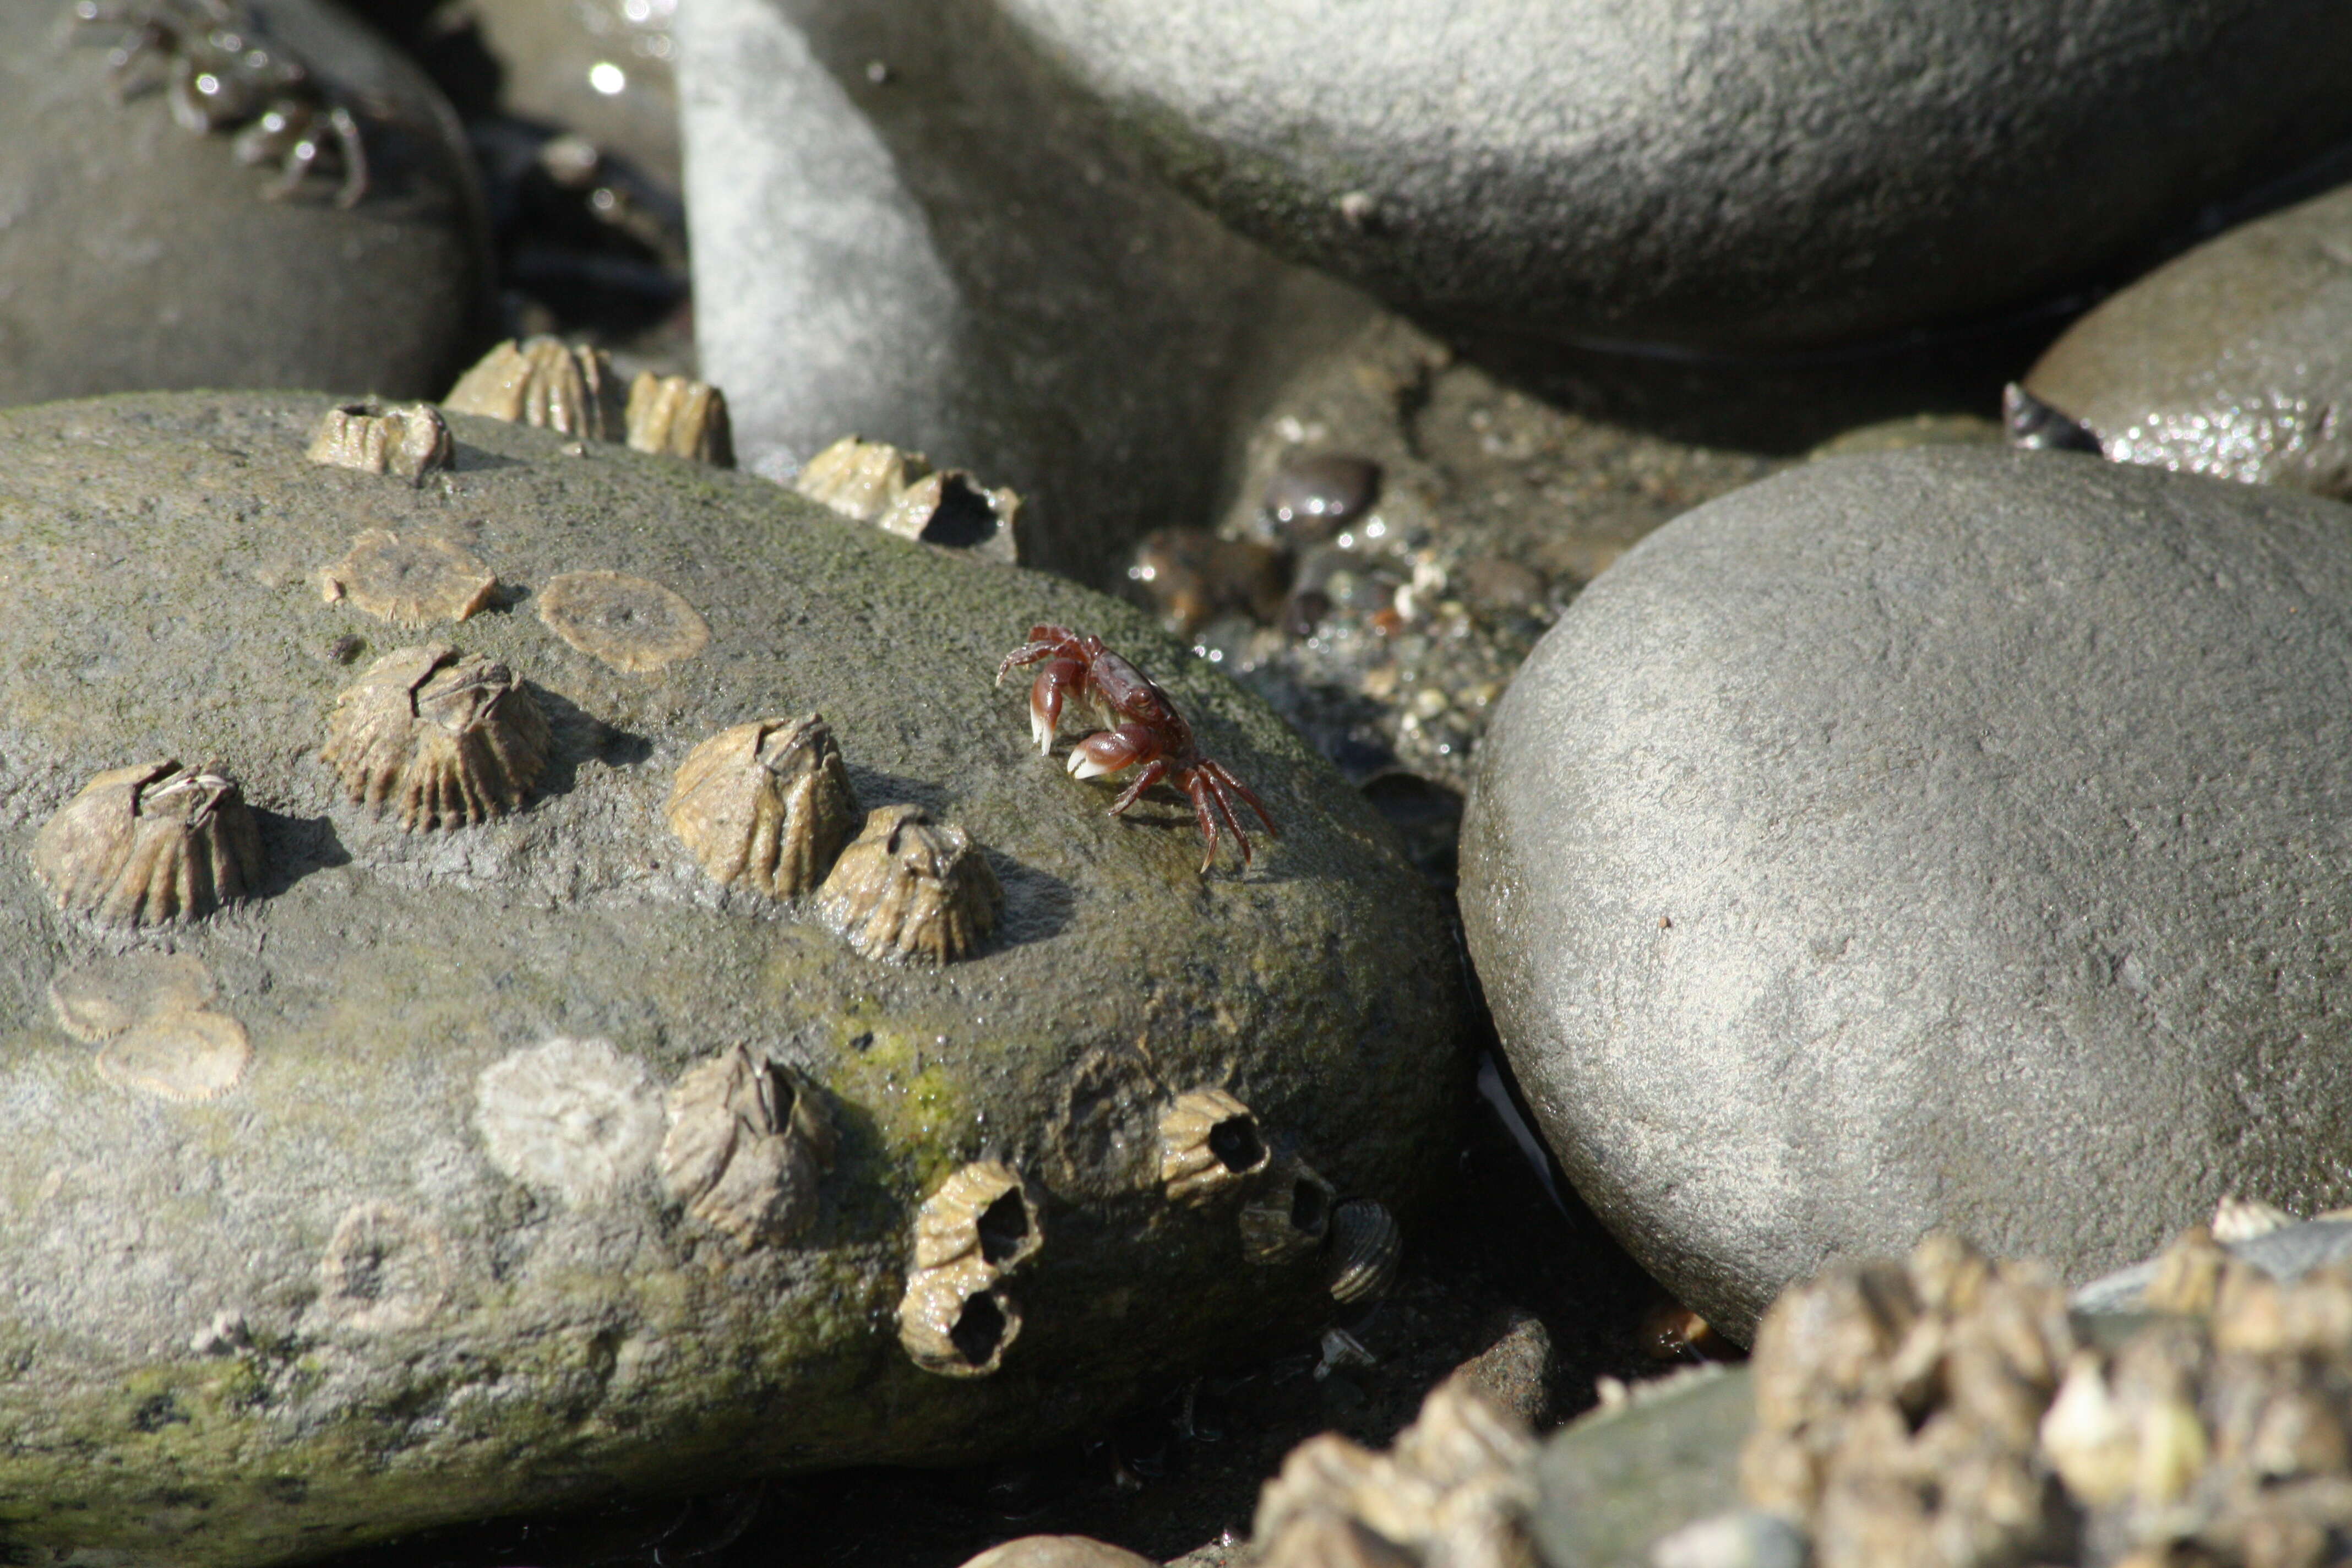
[997,625,1277,873]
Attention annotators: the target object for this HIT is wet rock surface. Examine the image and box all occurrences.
[2023,179,2352,499]
[1464,447,2352,1342]
[995,0,2352,353]
[0,1,488,407]
[0,390,1464,1566]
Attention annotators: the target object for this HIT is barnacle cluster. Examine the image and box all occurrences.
[32,759,265,927]
[794,434,1020,561]
[658,1045,835,1249]
[319,643,550,830]
[897,1161,1043,1376]
[440,341,735,467]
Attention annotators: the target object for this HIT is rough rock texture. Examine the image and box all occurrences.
[1462,447,2352,1341]
[0,392,1461,1567]
[0,2,488,406]
[996,0,2352,353]
[2023,180,2352,498]
[677,0,1363,586]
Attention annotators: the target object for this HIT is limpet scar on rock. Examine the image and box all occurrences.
[32,761,265,927]
[306,402,454,486]
[1325,1199,1402,1305]
[96,1008,252,1103]
[536,569,710,673]
[1240,1159,1335,1265]
[667,716,859,898]
[1159,1088,1271,1205]
[899,1161,1042,1378]
[475,1037,664,1211]
[319,643,551,830]
[625,372,734,466]
[444,336,624,441]
[659,1044,835,1249]
[816,804,1001,963]
[48,953,216,1043]
[319,530,498,627]
[317,1201,451,1332]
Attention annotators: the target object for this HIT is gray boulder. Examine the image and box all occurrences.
[1462,447,2352,1341]
[0,391,1461,1565]
[995,0,2352,353]
[0,2,488,406]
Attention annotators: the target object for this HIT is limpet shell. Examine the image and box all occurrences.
[319,530,498,627]
[536,569,711,673]
[96,1008,252,1102]
[1240,1158,1335,1265]
[658,1045,835,1249]
[306,402,454,485]
[1324,1199,1402,1305]
[444,336,623,441]
[625,372,734,466]
[816,804,1001,963]
[318,643,551,831]
[897,1160,1042,1378]
[48,953,217,1043]
[1159,1088,1271,1206]
[667,716,858,898]
[32,760,265,928]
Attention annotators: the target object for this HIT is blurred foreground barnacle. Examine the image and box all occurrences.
[444,336,624,441]
[667,716,858,898]
[1325,1199,1402,1305]
[1159,1088,1271,1205]
[817,804,1000,963]
[536,569,711,673]
[306,402,454,485]
[32,760,265,927]
[898,1160,1042,1378]
[660,1045,835,1249]
[319,530,498,627]
[319,644,550,830]
[1240,1158,1335,1265]
[625,372,734,466]
[794,435,1019,562]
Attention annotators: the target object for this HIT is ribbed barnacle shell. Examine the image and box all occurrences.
[658,1044,835,1249]
[816,804,1001,963]
[897,1160,1042,1378]
[1240,1158,1335,1265]
[1325,1199,1403,1305]
[306,402,454,485]
[443,336,623,441]
[318,643,551,831]
[31,760,265,927]
[794,434,932,524]
[792,435,1019,560]
[666,716,858,898]
[625,372,734,466]
[1159,1088,1271,1205]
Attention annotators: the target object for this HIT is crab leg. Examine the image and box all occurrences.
[1206,761,1279,838]
[1107,756,1172,816]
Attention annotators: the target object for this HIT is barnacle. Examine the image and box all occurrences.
[32,760,265,927]
[48,953,216,1043]
[443,336,624,441]
[475,1036,666,1211]
[1325,1199,1402,1305]
[793,435,1018,559]
[625,372,735,466]
[816,804,1000,963]
[318,643,550,830]
[536,569,710,673]
[317,1201,451,1332]
[306,402,454,485]
[794,435,933,522]
[897,1161,1042,1378]
[319,529,498,627]
[1158,1088,1271,1205]
[666,716,858,898]
[659,1045,835,1249]
[1239,1158,1335,1265]
[96,1006,252,1102]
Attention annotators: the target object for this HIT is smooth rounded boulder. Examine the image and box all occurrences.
[1462,447,2352,1340]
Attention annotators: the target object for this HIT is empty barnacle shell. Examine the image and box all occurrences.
[899,1259,1023,1379]
[816,804,1001,963]
[659,1044,835,1248]
[794,434,934,524]
[536,569,711,673]
[319,530,498,627]
[897,1160,1042,1378]
[625,372,735,466]
[913,1160,1043,1275]
[32,760,265,927]
[319,643,551,830]
[1159,1088,1271,1205]
[306,402,454,485]
[1241,1158,1336,1265]
[666,716,858,898]
[1325,1199,1402,1305]
[443,336,624,441]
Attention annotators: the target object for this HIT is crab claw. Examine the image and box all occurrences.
[1067,748,1114,780]
[1030,701,1055,755]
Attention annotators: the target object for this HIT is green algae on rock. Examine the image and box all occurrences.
[0,393,1463,1567]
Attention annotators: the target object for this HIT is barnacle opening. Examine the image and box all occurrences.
[949,1292,1010,1368]
[1208,1114,1268,1175]
[976,1188,1034,1267]
[918,475,999,548]
[1290,1175,1331,1235]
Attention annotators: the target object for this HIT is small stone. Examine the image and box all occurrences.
[536,569,711,673]
[1451,1313,1555,1430]
[319,530,499,628]
[306,402,454,485]
[1455,556,1546,618]
[1129,529,1291,633]
[1266,453,1381,545]
[95,1008,252,1102]
[625,372,735,466]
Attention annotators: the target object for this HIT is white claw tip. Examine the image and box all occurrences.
[1030,712,1053,753]
[1068,753,1112,780]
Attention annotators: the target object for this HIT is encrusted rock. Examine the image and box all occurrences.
[625,372,734,466]
[318,529,499,627]
[666,716,858,898]
[816,804,1001,963]
[536,568,711,673]
[1241,1158,1335,1264]
[443,336,624,441]
[306,402,454,484]
[1325,1198,1402,1305]
[658,1045,834,1248]
[31,760,265,927]
[898,1160,1042,1377]
[1159,1087,1271,1205]
[318,643,551,830]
